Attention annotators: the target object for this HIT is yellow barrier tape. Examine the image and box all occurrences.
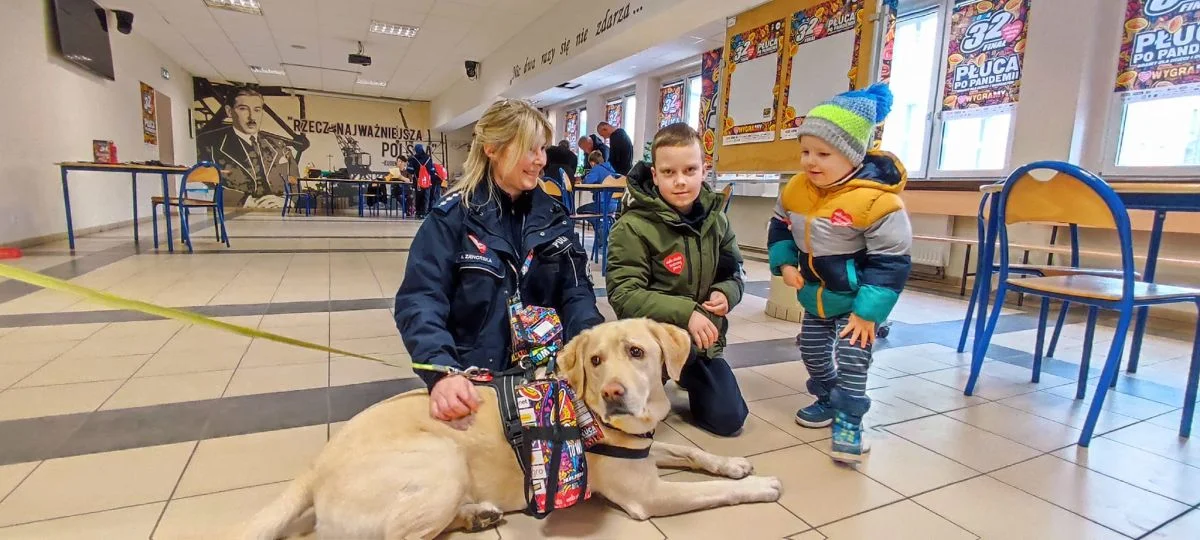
[0,263,400,366]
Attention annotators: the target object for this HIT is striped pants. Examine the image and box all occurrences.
[798,312,873,418]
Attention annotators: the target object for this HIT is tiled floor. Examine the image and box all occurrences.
[0,212,1198,539]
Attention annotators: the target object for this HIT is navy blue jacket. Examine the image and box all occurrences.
[394,181,605,389]
[406,149,442,187]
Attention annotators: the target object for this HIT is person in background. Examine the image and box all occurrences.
[394,99,603,424]
[768,83,911,464]
[578,133,609,164]
[544,139,578,183]
[605,123,749,437]
[597,121,634,175]
[406,144,442,218]
[574,150,620,218]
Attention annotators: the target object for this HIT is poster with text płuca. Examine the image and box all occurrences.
[722,19,786,145]
[780,0,864,140]
[941,0,1031,119]
[1116,1,1200,94]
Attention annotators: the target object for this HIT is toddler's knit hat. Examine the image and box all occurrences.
[794,83,894,165]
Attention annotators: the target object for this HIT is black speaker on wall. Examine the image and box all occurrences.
[114,9,133,34]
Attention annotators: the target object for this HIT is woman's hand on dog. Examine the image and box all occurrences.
[430,375,481,425]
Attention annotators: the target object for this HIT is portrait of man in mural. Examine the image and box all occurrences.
[197,87,298,208]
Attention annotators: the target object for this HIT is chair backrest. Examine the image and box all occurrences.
[540,179,563,198]
[719,183,733,213]
[179,161,223,204]
[995,161,1135,298]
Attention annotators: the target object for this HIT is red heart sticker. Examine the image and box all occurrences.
[663,252,686,275]
[468,234,487,254]
[830,209,853,227]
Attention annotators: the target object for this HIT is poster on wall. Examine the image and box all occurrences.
[564,109,580,151]
[192,78,443,208]
[659,81,686,128]
[1116,1,1200,98]
[605,99,624,129]
[780,0,863,140]
[941,0,1031,119]
[721,19,786,145]
[700,47,724,169]
[140,82,158,146]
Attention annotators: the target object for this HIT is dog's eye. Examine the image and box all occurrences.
[629,346,644,359]
[590,355,602,367]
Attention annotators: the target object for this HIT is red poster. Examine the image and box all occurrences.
[1116,1,1200,93]
[605,99,624,128]
[659,80,685,128]
[941,0,1031,117]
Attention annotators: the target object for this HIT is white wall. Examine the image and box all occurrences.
[0,1,196,245]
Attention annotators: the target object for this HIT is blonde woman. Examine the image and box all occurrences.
[394,99,604,422]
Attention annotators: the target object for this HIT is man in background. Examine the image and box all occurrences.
[544,139,578,182]
[197,87,297,208]
[578,133,609,164]
[597,121,633,175]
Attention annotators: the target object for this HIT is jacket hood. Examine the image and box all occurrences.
[841,151,907,194]
[623,161,722,227]
[414,144,428,159]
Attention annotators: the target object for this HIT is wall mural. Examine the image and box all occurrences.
[192,78,445,208]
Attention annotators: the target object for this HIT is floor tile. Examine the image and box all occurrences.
[101,370,234,410]
[868,376,987,413]
[862,395,938,427]
[749,361,811,393]
[919,365,1071,401]
[998,390,1141,434]
[1043,382,1177,419]
[258,312,329,329]
[239,338,328,367]
[0,380,123,421]
[0,362,47,390]
[816,500,976,539]
[733,368,798,402]
[0,462,37,500]
[811,430,977,497]
[0,323,106,345]
[161,325,253,352]
[1145,509,1200,539]
[1057,438,1200,504]
[885,415,1040,472]
[329,335,406,356]
[329,355,413,386]
[60,332,175,360]
[651,472,809,539]
[1102,420,1200,466]
[223,363,329,397]
[748,394,832,443]
[945,402,1083,452]
[135,345,248,377]
[2,340,78,364]
[0,502,164,540]
[991,454,1188,537]
[789,531,826,540]
[13,354,150,387]
[915,476,1126,540]
[0,442,194,526]
[665,413,800,458]
[153,482,291,540]
[750,445,903,527]
[174,425,326,497]
[872,344,959,375]
[496,498,664,539]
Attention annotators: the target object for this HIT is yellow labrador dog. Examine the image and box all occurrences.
[234,319,782,539]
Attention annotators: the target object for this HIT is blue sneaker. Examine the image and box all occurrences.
[795,398,835,428]
[830,411,864,464]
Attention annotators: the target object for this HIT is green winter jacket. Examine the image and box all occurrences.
[605,162,745,358]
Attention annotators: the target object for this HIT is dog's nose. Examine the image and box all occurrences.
[601,382,626,403]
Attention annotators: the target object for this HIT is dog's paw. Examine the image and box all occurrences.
[718,457,754,479]
[462,502,503,531]
[739,475,783,503]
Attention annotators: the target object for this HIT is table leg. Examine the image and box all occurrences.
[1127,209,1167,373]
[161,172,174,253]
[130,172,139,245]
[61,168,75,251]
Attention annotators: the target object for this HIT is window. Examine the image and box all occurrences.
[879,1,1026,178]
[1106,88,1200,174]
[880,9,940,175]
[687,76,703,130]
[623,94,637,133]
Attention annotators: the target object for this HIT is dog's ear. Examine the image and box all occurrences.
[556,331,587,392]
[648,319,691,381]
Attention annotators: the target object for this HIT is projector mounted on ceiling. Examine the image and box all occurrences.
[349,41,371,66]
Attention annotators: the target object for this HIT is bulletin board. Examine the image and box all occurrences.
[716,0,883,173]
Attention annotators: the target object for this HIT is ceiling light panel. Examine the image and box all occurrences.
[249,65,286,75]
[370,20,419,37]
[203,0,263,15]
[356,78,388,87]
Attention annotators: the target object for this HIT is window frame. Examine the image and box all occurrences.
[882,6,943,178]
[1101,85,1200,178]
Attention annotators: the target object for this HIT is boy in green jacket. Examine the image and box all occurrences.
[605,123,749,436]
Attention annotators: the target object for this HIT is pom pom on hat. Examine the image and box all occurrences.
[794,83,894,164]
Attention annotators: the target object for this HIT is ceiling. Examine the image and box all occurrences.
[529,19,727,108]
[105,0,559,100]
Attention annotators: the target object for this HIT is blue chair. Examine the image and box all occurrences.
[282,176,314,217]
[152,161,230,253]
[965,161,1200,446]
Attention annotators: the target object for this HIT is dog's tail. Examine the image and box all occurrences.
[232,469,316,540]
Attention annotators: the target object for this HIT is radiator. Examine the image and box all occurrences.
[909,214,954,269]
